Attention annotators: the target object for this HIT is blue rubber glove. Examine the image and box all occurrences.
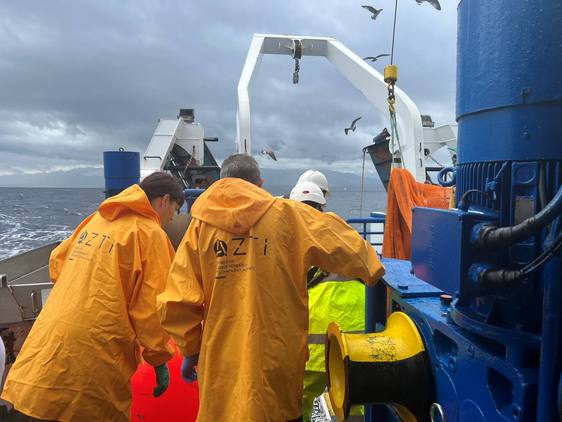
[181,354,199,383]
[153,364,170,397]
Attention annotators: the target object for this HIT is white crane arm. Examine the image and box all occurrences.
[236,33,426,182]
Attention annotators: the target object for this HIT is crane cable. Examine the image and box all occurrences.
[386,0,404,169]
[390,0,398,65]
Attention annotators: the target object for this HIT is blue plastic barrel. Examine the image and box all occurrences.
[103,150,140,198]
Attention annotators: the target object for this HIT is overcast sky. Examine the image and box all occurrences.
[0,1,457,178]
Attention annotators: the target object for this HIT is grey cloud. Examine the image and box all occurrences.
[0,1,457,177]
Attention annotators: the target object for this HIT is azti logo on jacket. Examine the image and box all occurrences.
[212,236,268,258]
[213,235,270,280]
[69,230,115,262]
[213,240,228,257]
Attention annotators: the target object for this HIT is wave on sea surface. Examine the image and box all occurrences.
[0,187,104,261]
[0,212,73,260]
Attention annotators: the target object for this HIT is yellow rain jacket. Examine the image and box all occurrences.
[158,178,385,421]
[1,185,175,422]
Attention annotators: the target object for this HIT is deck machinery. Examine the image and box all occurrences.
[335,1,562,421]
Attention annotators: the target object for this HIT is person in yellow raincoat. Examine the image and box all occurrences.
[157,154,385,422]
[289,181,365,422]
[1,172,184,422]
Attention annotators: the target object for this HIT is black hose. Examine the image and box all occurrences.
[457,189,487,211]
[479,268,525,287]
[476,184,562,249]
[521,233,562,275]
[479,231,562,286]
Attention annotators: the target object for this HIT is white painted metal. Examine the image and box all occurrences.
[140,117,206,180]
[174,123,205,166]
[236,33,457,183]
[423,124,458,154]
[141,118,180,180]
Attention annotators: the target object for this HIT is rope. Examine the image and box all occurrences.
[388,87,404,168]
[390,0,399,65]
[359,148,367,216]
[388,0,402,166]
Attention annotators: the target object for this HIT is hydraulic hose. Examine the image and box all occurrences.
[478,268,525,287]
[475,184,562,249]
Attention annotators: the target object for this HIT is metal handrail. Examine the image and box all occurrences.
[346,213,386,247]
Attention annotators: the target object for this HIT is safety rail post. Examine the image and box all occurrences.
[346,213,385,249]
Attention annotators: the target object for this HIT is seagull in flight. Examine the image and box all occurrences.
[261,149,277,161]
[415,0,441,10]
[361,5,383,20]
[344,117,362,135]
[363,54,390,62]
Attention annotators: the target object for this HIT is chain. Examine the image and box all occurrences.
[293,58,300,84]
[387,84,396,113]
[292,39,302,84]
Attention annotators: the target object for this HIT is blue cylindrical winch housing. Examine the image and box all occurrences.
[457,0,562,164]
[453,0,562,329]
[103,150,140,198]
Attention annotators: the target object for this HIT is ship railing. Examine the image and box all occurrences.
[346,212,386,253]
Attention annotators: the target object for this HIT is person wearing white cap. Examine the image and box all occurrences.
[289,182,326,212]
[290,181,367,422]
[296,170,330,198]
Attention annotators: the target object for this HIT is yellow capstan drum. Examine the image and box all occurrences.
[326,312,432,421]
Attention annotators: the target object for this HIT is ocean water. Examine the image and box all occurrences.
[0,188,106,260]
[0,187,387,260]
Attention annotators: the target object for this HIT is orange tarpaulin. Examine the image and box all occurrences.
[382,168,453,260]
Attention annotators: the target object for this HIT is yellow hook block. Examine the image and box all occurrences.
[384,65,398,84]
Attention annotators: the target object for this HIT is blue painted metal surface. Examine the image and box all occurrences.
[364,256,542,422]
[411,208,465,296]
[457,0,562,164]
[184,188,205,212]
[360,2,562,420]
[103,150,140,198]
[382,258,442,299]
[453,2,562,418]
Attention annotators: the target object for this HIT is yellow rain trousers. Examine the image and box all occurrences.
[157,178,385,421]
[1,185,175,422]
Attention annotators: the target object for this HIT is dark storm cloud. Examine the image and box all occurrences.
[0,0,457,175]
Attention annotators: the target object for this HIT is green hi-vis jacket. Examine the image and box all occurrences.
[306,274,365,372]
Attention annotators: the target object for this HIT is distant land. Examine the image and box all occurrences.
[0,166,385,192]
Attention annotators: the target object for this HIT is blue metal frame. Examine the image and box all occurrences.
[346,212,386,247]
[184,188,205,212]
